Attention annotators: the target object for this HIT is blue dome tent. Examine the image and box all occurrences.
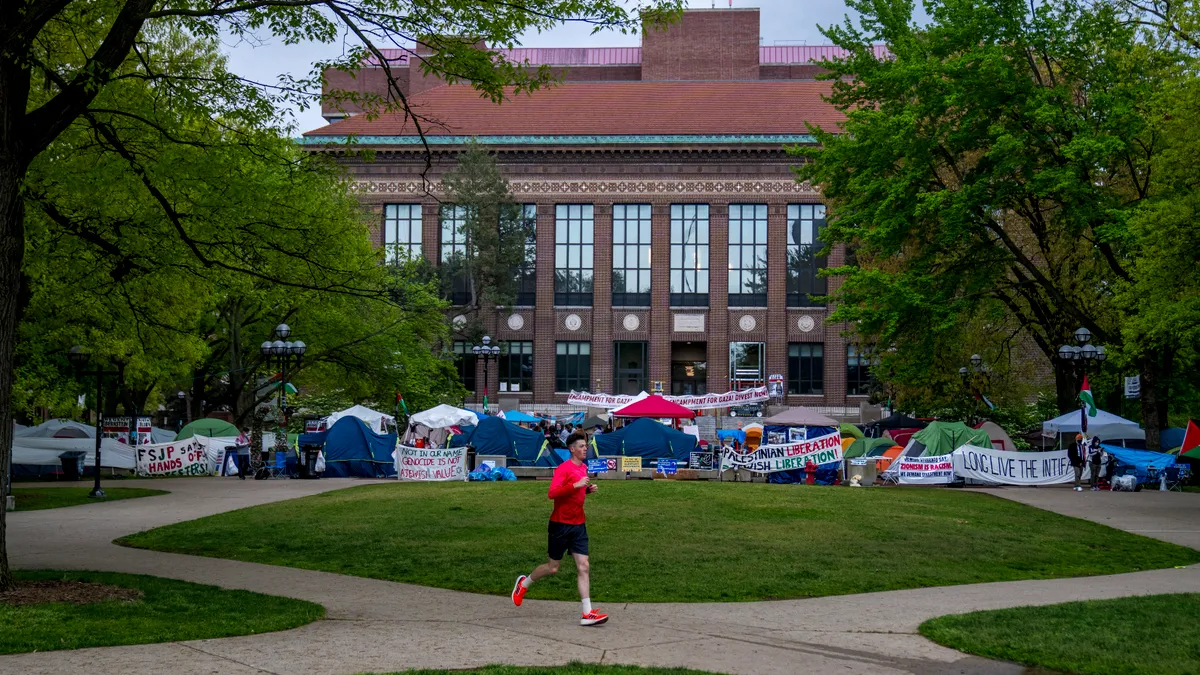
[451,416,550,465]
[592,418,696,461]
[299,416,397,478]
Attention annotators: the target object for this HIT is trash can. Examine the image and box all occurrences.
[60,451,85,482]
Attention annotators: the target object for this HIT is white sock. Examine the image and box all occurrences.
[521,575,533,589]
[581,597,592,614]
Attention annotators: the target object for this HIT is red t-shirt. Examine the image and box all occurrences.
[547,460,588,525]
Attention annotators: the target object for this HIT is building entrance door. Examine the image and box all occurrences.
[614,342,648,395]
[671,342,707,396]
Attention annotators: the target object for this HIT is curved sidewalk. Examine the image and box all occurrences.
[3,479,1199,675]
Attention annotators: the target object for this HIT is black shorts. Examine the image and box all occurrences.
[548,521,589,560]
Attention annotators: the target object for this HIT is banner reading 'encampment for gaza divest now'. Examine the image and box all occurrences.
[720,431,843,473]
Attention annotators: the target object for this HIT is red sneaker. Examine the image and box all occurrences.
[512,576,528,607]
[581,610,608,626]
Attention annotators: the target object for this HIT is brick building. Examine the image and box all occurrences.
[303,8,881,413]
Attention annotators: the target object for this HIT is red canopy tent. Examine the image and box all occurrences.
[610,394,696,419]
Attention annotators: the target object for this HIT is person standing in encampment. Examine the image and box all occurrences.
[1089,436,1105,491]
[511,432,607,626]
[1068,433,1087,492]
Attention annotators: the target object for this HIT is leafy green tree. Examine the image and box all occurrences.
[794,0,1175,443]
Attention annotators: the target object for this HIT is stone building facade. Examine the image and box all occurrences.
[304,8,879,412]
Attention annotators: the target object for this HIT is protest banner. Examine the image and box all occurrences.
[689,452,713,470]
[656,459,678,475]
[566,386,769,411]
[620,456,643,472]
[103,416,153,445]
[396,445,467,481]
[952,445,1074,485]
[587,458,609,474]
[895,455,955,485]
[719,431,842,473]
[136,440,211,477]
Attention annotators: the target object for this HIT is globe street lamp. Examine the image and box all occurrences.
[471,335,501,413]
[1057,326,1107,433]
[67,346,125,498]
[959,354,991,425]
[260,324,306,430]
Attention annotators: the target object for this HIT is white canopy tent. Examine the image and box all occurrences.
[1043,408,1144,444]
[325,405,395,434]
[405,404,478,446]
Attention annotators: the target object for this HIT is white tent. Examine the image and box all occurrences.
[12,437,136,470]
[1043,408,1144,443]
[409,404,477,429]
[15,419,95,439]
[325,405,395,434]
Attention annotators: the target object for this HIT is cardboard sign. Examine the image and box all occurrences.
[396,445,467,481]
[620,456,643,472]
[689,452,714,470]
[895,455,955,485]
[720,431,843,473]
[136,440,210,477]
[656,459,678,475]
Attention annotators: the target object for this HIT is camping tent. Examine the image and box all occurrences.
[451,416,550,465]
[975,421,1017,451]
[410,404,476,429]
[897,421,991,459]
[840,423,864,440]
[865,413,927,437]
[504,410,543,425]
[845,436,896,459]
[582,414,609,430]
[876,445,905,471]
[593,418,696,460]
[175,418,240,441]
[1160,427,1185,452]
[326,405,395,434]
[299,416,396,478]
[1042,408,1142,442]
[762,407,839,427]
[610,395,695,419]
[16,419,95,438]
[12,437,136,470]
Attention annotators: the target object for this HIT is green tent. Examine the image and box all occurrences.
[839,423,864,440]
[175,417,240,441]
[844,436,895,459]
[905,421,991,457]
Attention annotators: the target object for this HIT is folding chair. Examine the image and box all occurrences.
[1166,464,1191,492]
[269,451,289,479]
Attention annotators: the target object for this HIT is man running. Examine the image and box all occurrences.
[511,431,607,626]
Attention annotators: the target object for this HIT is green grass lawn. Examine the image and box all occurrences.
[921,593,1200,675]
[387,666,719,675]
[0,570,323,654]
[12,487,168,511]
[118,482,1200,603]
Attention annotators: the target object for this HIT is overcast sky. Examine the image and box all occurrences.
[221,0,872,133]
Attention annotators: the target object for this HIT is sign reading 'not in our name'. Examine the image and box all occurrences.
[396,445,467,481]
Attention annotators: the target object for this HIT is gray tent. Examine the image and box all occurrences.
[762,407,839,427]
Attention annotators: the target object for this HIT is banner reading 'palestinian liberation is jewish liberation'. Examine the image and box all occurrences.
[720,431,843,473]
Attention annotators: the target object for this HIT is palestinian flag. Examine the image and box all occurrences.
[263,372,297,395]
[1182,420,1200,459]
[395,391,409,417]
[1079,375,1097,417]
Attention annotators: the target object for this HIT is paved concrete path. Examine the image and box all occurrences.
[3,479,1199,675]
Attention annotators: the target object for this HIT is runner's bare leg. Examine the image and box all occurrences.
[573,552,590,600]
[528,558,560,583]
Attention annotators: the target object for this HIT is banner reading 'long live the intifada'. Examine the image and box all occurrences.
[952,445,1076,485]
[720,431,843,473]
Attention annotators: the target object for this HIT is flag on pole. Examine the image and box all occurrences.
[1079,375,1097,417]
[395,391,409,417]
[1181,419,1200,459]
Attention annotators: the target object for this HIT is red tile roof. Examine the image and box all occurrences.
[304,81,842,137]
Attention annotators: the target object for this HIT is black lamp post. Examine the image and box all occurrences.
[1057,326,1107,433]
[959,353,991,425]
[67,346,123,498]
[260,323,306,429]
[471,335,501,413]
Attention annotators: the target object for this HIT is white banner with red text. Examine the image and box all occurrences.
[567,387,769,410]
[895,454,955,485]
[135,439,212,477]
[395,445,468,481]
[951,445,1077,485]
[719,431,843,473]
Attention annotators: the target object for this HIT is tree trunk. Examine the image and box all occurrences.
[1054,361,1078,414]
[1139,349,1172,452]
[0,155,28,592]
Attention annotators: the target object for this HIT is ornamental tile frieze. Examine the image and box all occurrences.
[354,178,820,197]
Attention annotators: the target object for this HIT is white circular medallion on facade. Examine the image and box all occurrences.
[452,314,468,329]
[797,315,816,333]
[507,314,525,331]
[739,315,757,332]
[622,314,640,331]
[564,314,583,331]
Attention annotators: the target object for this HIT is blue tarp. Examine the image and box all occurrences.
[299,416,396,478]
[1102,445,1176,484]
[452,416,550,465]
[763,424,840,484]
[504,410,543,424]
[593,418,696,461]
[717,429,747,445]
